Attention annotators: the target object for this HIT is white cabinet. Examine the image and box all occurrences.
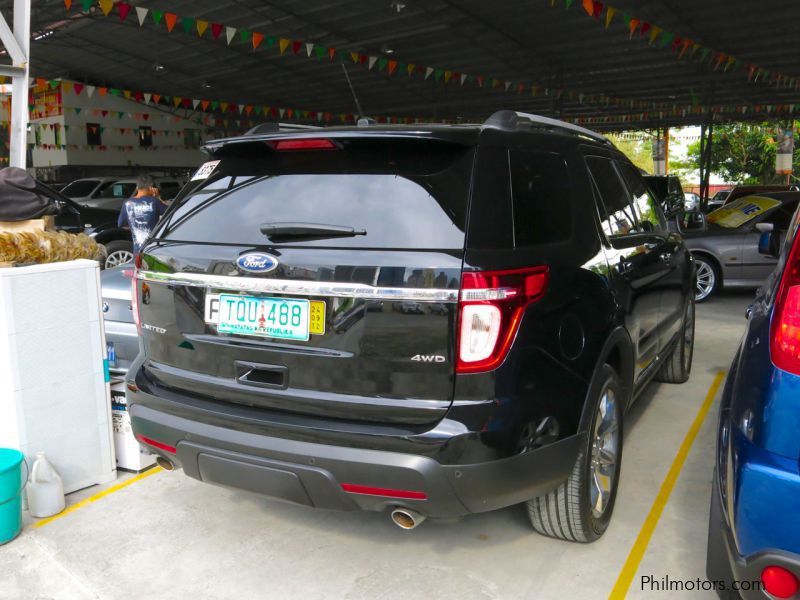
[0,260,116,493]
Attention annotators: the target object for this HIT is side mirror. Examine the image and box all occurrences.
[662,193,684,218]
[675,210,706,234]
[758,230,781,258]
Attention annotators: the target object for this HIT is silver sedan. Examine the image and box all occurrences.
[680,192,800,301]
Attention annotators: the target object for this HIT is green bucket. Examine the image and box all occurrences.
[0,448,27,545]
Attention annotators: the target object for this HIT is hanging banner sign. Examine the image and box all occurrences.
[776,127,794,175]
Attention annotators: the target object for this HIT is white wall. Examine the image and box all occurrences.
[30,80,205,169]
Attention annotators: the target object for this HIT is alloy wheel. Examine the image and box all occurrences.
[105,249,134,269]
[589,388,619,519]
[695,260,715,301]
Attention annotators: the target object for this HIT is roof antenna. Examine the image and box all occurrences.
[341,64,374,126]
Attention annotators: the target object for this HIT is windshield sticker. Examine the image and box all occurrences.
[191,160,220,181]
[706,195,782,228]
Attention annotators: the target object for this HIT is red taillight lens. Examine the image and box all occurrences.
[456,266,549,374]
[771,231,800,375]
[761,566,799,599]
[273,138,336,151]
[135,434,176,454]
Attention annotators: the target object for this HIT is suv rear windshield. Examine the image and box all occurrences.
[159,138,474,249]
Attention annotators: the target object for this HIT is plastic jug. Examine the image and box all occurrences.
[26,452,65,518]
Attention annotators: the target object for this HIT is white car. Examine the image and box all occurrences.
[62,176,185,211]
[684,192,701,211]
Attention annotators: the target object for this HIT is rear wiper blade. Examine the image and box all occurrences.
[259,222,367,238]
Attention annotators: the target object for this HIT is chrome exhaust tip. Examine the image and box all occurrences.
[155,456,175,471]
[391,508,426,530]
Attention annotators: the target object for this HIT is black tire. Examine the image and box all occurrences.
[656,297,695,384]
[694,255,720,303]
[527,364,623,542]
[103,240,134,270]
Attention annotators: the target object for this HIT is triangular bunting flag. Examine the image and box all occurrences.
[151,9,163,25]
[425,67,434,80]
[649,25,661,45]
[211,23,223,39]
[201,100,210,111]
[197,20,209,37]
[98,86,108,96]
[504,81,512,92]
[152,93,161,103]
[192,99,200,109]
[135,6,147,25]
[173,96,182,108]
[73,83,84,95]
[368,56,378,70]
[239,30,251,43]
[252,32,264,49]
[628,18,640,38]
[280,38,291,54]
[292,41,301,54]
[225,26,236,44]
[388,60,398,75]
[328,47,336,60]
[180,17,193,34]
[80,0,91,11]
[86,85,95,97]
[407,63,415,76]
[64,0,72,9]
[306,43,314,57]
[98,0,113,16]
[605,6,616,28]
[314,45,326,59]
[117,2,131,21]
[143,92,151,103]
[164,13,178,32]
[460,73,468,85]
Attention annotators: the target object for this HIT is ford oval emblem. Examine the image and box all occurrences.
[236,252,279,274]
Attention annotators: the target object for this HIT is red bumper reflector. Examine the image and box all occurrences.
[135,434,176,455]
[341,483,427,500]
[761,566,799,599]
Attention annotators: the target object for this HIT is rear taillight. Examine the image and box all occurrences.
[457,266,549,374]
[771,231,800,375]
[272,138,337,151]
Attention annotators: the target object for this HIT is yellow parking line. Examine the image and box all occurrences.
[33,466,163,529]
[609,370,726,599]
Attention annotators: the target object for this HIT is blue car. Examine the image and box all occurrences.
[707,202,800,599]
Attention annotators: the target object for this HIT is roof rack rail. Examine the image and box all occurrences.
[245,122,322,135]
[483,110,611,145]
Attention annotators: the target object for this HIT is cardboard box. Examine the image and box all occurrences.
[111,382,155,472]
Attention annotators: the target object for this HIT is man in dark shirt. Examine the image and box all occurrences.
[117,175,166,254]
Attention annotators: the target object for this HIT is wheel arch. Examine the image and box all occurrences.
[577,327,635,435]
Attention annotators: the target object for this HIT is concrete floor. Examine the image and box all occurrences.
[0,291,753,600]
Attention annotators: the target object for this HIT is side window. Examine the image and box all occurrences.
[617,162,665,231]
[509,150,572,246]
[586,156,637,237]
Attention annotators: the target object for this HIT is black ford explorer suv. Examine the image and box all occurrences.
[128,111,695,541]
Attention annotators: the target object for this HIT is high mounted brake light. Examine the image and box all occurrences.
[456,266,549,374]
[771,227,800,375]
[272,138,337,151]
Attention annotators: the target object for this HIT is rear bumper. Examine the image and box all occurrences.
[130,401,582,518]
[707,468,800,599]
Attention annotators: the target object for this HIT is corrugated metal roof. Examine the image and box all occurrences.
[7,0,800,130]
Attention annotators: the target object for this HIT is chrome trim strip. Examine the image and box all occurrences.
[137,270,458,302]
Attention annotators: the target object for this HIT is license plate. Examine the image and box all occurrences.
[205,294,326,338]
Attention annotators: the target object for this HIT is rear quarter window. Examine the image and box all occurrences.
[509,150,572,246]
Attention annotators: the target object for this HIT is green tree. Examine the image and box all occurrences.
[609,136,654,173]
[681,122,799,185]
